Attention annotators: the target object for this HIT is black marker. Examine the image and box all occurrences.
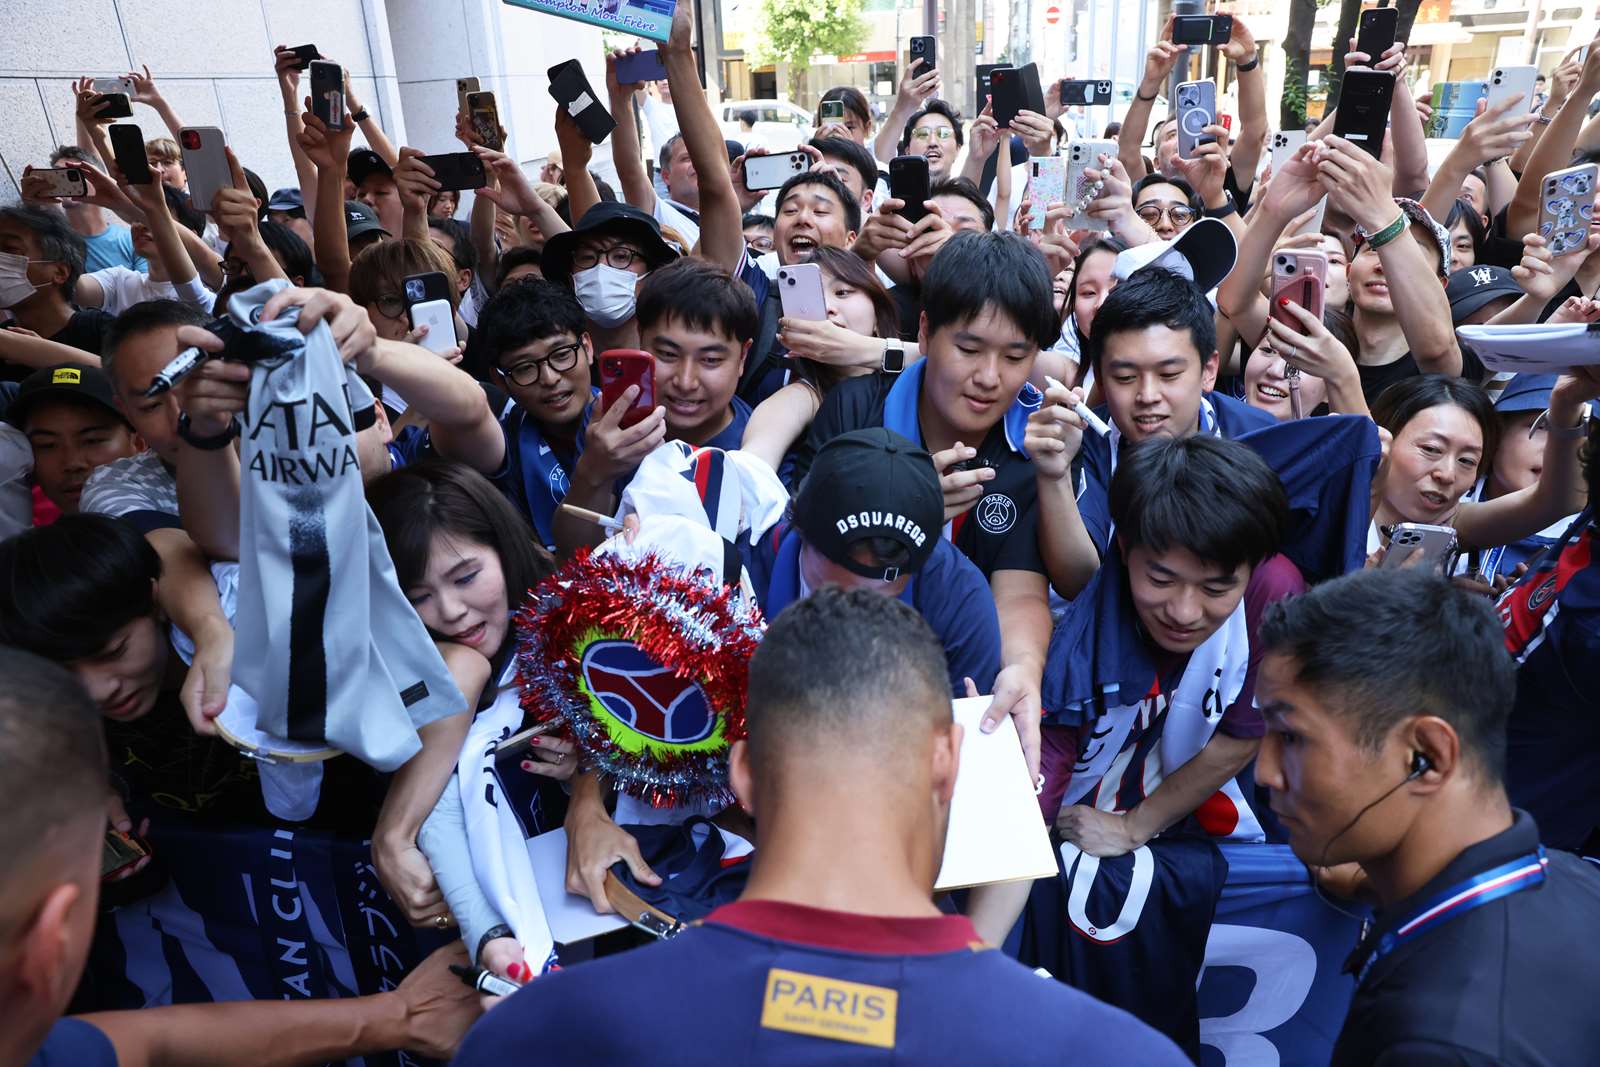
[143,344,210,397]
[449,963,522,997]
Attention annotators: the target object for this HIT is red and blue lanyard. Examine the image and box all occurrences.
[1350,847,1549,984]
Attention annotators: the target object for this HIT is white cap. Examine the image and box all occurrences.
[1111,216,1238,294]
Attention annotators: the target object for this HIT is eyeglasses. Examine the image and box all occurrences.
[910,126,957,142]
[500,342,583,385]
[572,244,646,271]
[746,234,775,253]
[1135,202,1197,227]
[373,294,408,320]
[221,259,251,277]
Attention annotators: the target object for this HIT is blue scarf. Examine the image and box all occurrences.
[881,360,1042,458]
[508,395,590,549]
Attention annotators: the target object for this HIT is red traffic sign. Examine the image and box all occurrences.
[1044,5,1061,24]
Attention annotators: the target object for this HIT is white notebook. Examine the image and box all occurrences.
[1457,321,1600,374]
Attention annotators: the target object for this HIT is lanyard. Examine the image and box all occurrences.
[1349,847,1548,984]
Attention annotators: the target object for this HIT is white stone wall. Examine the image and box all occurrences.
[0,0,612,203]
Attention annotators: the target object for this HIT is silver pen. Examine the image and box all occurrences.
[143,344,209,397]
[1043,375,1111,436]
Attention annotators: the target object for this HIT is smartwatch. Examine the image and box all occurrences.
[177,413,240,451]
[881,338,907,375]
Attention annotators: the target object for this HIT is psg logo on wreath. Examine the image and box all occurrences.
[513,549,764,807]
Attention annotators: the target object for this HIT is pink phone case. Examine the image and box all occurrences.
[1271,251,1326,332]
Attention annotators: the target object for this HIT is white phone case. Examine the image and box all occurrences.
[1539,162,1597,256]
[745,152,808,192]
[1065,141,1115,231]
[1270,130,1307,176]
[1027,155,1066,231]
[92,77,135,97]
[1485,65,1538,117]
[408,300,457,354]
[34,168,88,198]
[777,264,828,322]
[180,127,231,215]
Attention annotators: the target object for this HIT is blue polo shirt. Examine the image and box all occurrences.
[27,1019,117,1067]
[744,524,1002,696]
[451,899,1189,1067]
[1075,392,1276,556]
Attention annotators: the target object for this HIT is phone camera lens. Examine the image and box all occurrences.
[181,130,201,150]
[1286,264,1297,274]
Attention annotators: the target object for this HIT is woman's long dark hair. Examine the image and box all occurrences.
[367,462,555,648]
[792,246,898,396]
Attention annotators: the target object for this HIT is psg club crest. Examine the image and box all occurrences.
[514,549,764,807]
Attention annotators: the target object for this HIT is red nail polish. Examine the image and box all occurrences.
[529,736,541,746]
[1278,296,1290,306]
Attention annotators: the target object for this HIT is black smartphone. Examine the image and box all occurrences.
[990,62,1045,127]
[976,63,1001,113]
[309,60,345,130]
[889,155,930,225]
[546,63,616,145]
[93,92,133,119]
[419,151,486,192]
[1333,69,1395,158]
[109,124,152,185]
[1355,7,1399,64]
[1172,14,1232,46]
[403,270,451,307]
[1060,79,1114,106]
[290,44,321,70]
[910,35,936,74]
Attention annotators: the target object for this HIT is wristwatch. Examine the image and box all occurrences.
[350,108,370,124]
[1203,193,1238,220]
[1235,52,1260,73]
[881,338,907,374]
[177,412,240,451]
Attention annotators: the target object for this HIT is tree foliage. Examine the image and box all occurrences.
[748,0,868,98]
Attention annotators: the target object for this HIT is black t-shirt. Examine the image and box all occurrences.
[1480,205,1530,270]
[798,371,1045,578]
[1358,345,1487,408]
[52,308,114,357]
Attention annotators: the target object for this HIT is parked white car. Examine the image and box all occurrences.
[718,99,814,151]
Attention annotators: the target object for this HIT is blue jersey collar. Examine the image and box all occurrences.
[882,361,1042,459]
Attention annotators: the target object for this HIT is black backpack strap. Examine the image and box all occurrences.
[736,287,784,405]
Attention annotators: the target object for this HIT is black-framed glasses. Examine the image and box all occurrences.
[572,244,646,271]
[373,293,408,320]
[1135,202,1196,226]
[500,342,583,385]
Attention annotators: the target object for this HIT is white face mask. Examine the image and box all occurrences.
[572,263,641,328]
[0,251,44,309]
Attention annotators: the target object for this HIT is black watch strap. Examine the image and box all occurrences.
[1235,53,1260,73]
[1204,195,1238,220]
[177,412,240,451]
[350,108,371,123]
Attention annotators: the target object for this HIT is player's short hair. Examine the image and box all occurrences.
[1087,267,1216,370]
[922,230,1058,349]
[746,587,949,778]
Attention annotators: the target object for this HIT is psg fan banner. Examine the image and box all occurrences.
[78,815,449,1067]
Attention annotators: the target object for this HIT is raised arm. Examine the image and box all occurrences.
[1319,136,1461,375]
[875,59,940,166]
[1509,46,1600,239]
[365,335,502,470]
[345,74,398,168]
[1217,143,1324,343]
[1419,94,1535,222]
[392,148,437,243]
[1221,15,1267,186]
[127,64,185,141]
[1120,28,1185,182]
[72,78,113,167]
[213,150,286,286]
[273,48,319,223]
[661,0,743,271]
[297,111,358,293]
[606,51,658,214]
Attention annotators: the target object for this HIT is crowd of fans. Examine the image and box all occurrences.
[4,3,1600,1065]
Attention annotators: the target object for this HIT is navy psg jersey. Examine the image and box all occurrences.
[453,899,1188,1066]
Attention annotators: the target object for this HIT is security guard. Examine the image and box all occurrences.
[1254,569,1600,1066]
[453,589,1186,1065]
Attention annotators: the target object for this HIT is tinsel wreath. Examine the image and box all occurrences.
[513,549,764,808]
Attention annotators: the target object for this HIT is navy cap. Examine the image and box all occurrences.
[1446,264,1521,324]
[267,187,304,214]
[792,427,942,580]
[1494,373,1558,414]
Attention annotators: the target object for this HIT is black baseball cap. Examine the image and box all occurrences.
[792,428,942,580]
[1446,264,1522,324]
[5,364,127,430]
[347,147,392,186]
[343,199,389,242]
[540,201,679,286]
